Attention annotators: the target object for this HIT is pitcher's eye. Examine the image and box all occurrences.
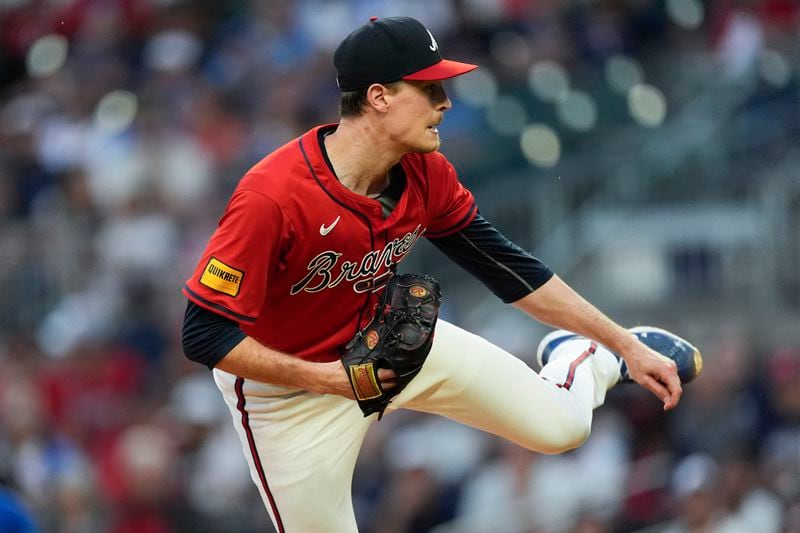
[424,83,447,102]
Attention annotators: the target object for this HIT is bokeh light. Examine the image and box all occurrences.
[605,55,644,94]
[485,95,528,137]
[94,90,138,134]
[666,0,704,30]
[528,61,569,102]
[489,31,530,68]
[26,34,69,78]
[628,84,667,127]
[143,30,202,73]
[453,68,499,108]
[556,90,597,132]
[520,124,561,167]
[759,49,792,88]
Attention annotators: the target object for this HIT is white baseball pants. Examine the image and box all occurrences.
[212,320,621,532]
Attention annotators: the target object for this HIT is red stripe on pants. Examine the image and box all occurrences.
[235,377,285,533]
[558,342,597,390]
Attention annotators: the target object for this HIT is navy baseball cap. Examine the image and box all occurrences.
[334,16,477,91]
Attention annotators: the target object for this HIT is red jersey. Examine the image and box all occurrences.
[183,125,477,362]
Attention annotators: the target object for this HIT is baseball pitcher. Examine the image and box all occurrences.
[181,16,701,532]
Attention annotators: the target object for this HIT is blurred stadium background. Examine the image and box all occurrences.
[1,0,799,531]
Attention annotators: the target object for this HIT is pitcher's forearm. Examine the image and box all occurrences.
[215,337,353,397]
[511,275,637,357]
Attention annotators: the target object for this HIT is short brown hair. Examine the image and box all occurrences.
[338,82,399,118]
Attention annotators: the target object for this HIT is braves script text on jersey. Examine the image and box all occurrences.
[183,125,477,363]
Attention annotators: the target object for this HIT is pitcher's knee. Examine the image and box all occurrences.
[529,419,591,455]
[554,423,591,453]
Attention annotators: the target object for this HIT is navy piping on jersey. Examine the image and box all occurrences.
[235,377,285,533]
[455,231,535,292]
[183,284,257,323]
[298,135,376,337]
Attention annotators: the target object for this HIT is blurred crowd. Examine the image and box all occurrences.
[1,0,799,531]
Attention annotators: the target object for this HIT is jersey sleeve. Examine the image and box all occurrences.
[427,213,554,303]
[424,156,477,238]
[183,188,290,324]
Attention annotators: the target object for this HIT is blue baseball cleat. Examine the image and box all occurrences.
[626,326,703,383]
[536,329,580,368]
[537,326,702,384]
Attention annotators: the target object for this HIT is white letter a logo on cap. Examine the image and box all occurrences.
[427,29,438,52]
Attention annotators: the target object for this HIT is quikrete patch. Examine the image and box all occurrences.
[200,257,244,297]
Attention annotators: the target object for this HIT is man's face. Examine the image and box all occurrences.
[383,80,452,153]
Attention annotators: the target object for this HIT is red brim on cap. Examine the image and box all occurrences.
[402,59,478,81]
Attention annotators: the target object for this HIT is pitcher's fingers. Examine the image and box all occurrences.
[378,368,397,388]
[640,375,674,411]
[661,370,683,410]
[377,368,396,380]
